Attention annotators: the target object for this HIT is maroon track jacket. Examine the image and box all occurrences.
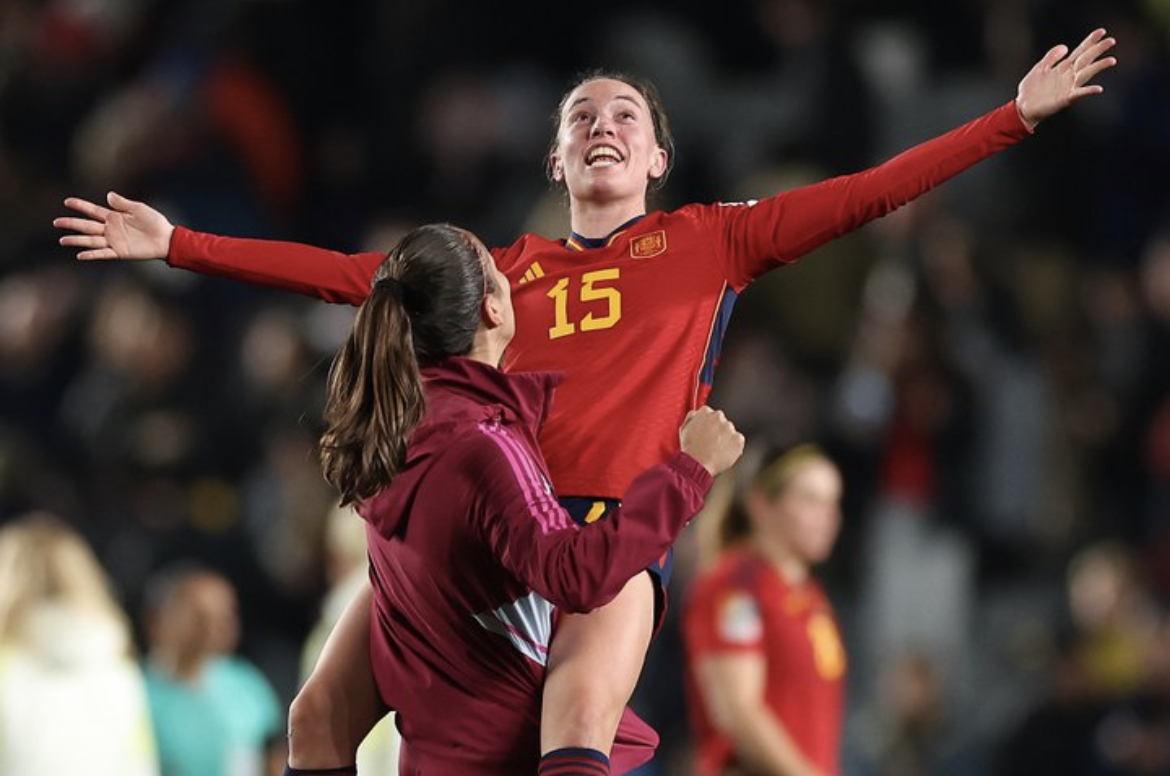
[358,356,713,775]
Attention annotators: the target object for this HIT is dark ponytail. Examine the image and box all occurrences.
[320,224,494,505]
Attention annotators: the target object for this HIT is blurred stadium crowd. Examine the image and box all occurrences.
[2,0,1170,773]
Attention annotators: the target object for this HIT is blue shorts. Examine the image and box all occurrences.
[558,496,674,633]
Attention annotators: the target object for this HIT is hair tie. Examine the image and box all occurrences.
[374,275,409,303]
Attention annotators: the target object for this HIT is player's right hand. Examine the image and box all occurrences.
[679,406,745,476]
[53,191,174,261]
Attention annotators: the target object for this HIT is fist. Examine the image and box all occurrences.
[679,407,745,476]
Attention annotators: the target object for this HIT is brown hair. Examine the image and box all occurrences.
[320,223,494,506]
[546,69,676,192]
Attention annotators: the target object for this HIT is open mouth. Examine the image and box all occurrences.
[586,144,623,168]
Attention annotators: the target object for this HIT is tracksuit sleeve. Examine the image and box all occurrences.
[470,430,713,613]
[713,100,1032,290]
[167,227,384,305]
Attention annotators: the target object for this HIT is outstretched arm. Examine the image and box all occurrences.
[54,190,383,305]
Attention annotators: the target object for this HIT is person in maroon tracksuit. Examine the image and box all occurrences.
[308,222,744,776]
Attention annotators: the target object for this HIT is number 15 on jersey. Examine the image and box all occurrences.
[547,268,622,340]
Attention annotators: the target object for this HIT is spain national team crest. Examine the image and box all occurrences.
[630,230,667,259]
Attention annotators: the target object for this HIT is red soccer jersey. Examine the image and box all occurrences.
[168,101,1029,499]
[682,548,847,776]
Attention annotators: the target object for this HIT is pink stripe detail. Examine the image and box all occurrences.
[497,620,549,655]
[490,424,568,532]
[484,424,562,529]
[477,422,568,532]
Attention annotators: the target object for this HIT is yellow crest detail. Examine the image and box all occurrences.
[629,231,667,259]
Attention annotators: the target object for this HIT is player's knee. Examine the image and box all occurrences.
[560,682,626,731]
[287,680,338,743]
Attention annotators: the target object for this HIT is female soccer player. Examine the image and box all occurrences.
[55,27,1116,776]
[301,221,742,775]
[682,445,845,776]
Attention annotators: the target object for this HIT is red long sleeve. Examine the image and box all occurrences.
[168,227,381,305]
[716,100,1031,289]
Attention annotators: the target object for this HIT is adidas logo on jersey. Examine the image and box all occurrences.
[519,262,546,284]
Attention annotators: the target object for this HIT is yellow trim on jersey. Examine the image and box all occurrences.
[583,501,607,524]
[519,262,546,284]
[565,229,630,253]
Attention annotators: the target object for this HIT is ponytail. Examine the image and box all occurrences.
[320,282,424,506]
[319,223,491,506]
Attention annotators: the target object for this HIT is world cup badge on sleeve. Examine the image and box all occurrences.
[718,592,763,645]
[630,230,667,259]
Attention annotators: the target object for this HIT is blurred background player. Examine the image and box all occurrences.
[683,444,845,776]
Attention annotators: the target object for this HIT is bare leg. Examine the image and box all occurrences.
[541,573,655,755]
[287,580,386,768]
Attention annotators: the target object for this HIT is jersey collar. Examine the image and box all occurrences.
[565,214,646,251]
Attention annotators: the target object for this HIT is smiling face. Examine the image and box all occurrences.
[548,77,670,208]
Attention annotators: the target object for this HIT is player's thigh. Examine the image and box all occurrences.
[301,579,382,719]
[547,571,656,683]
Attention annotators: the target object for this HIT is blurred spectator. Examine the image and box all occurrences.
[716,0,876,184]
[851,650,981,776]
[0,511,158,776]
[993,632,1106,776]
[1066,540,1162,698]
[141,563,282,776]
[994,539,1170,776]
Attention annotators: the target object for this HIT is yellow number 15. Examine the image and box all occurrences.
[547,268,622,340]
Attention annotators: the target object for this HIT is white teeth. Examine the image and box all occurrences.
[586,145,622,166]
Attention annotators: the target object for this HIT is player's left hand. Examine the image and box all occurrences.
[1015,27,1117,130]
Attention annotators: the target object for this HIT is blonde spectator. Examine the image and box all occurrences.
[0,511,159,776]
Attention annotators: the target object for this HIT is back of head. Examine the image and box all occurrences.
[0,511,131,659]
[321,223,493,506]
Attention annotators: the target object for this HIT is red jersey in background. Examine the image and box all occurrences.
[682,548,846,776]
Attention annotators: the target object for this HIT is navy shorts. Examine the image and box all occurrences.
[558,496,674,633]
